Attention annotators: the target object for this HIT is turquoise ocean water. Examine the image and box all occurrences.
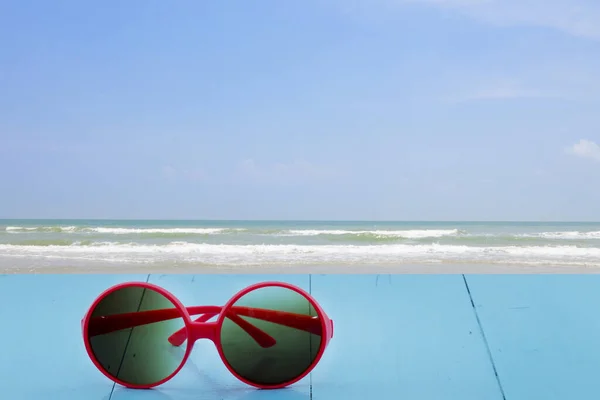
[1,220,599,269]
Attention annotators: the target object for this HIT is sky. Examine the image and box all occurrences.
[1,0,599,221]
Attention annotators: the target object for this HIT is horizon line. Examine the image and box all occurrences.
[1,218,599,223]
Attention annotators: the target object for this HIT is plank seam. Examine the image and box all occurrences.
[108,274,151,400]
[462,274,507,400]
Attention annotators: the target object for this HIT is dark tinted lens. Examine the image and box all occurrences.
[220,286,323,386]
[86,286,187,386]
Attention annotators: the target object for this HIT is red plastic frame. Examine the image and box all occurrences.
[81,281,334,390]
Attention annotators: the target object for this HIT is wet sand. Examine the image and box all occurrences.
[3,262,600,274]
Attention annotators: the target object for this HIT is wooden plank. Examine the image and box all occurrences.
[0,274,147,400]
[309,274,504,400]
[465,274,600,400]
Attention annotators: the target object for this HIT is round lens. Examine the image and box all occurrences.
[219,285,323,386]
[86,285,187,386]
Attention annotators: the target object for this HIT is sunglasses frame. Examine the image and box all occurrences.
[81,281,334,390]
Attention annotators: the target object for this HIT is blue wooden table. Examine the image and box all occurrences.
[1,273,599,400]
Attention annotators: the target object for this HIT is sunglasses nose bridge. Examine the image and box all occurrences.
[188,321,219,342]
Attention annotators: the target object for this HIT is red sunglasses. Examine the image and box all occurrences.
[81,281,334,389]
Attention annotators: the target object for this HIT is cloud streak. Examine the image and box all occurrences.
[445,79,560,103]
[160,165,207,182]
[333,1,600,103]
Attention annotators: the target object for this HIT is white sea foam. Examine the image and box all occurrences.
[1,242,599,267]
[6,226,77,232]
[281,229,461,238]
[6,226,36,231]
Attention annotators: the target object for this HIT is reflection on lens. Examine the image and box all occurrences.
[220,286,323,386]
[87,286,187,386]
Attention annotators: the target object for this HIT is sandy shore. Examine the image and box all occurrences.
[3,262,600,274]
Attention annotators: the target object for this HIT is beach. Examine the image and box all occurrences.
[2,219,599,274]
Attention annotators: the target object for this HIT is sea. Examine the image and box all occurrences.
[1,219,600,271]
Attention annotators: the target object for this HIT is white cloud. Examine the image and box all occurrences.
[566,139,600,162]
[401,0,600,41]
[236,158,338,183]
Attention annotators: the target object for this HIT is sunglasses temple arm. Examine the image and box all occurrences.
[85,306,277,349]
[86,308,186,336]
[232,306,323,335]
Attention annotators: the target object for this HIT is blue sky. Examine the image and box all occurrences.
[1,0,599,221]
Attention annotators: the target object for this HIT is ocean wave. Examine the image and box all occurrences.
[1,242,599,267]
[4,225,600,243]
[3,226,460,238]
[517,231,600,240]
[280,229,462,239]
[4,226,238,235]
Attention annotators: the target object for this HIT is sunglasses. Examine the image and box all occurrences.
[81,281,334,389]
